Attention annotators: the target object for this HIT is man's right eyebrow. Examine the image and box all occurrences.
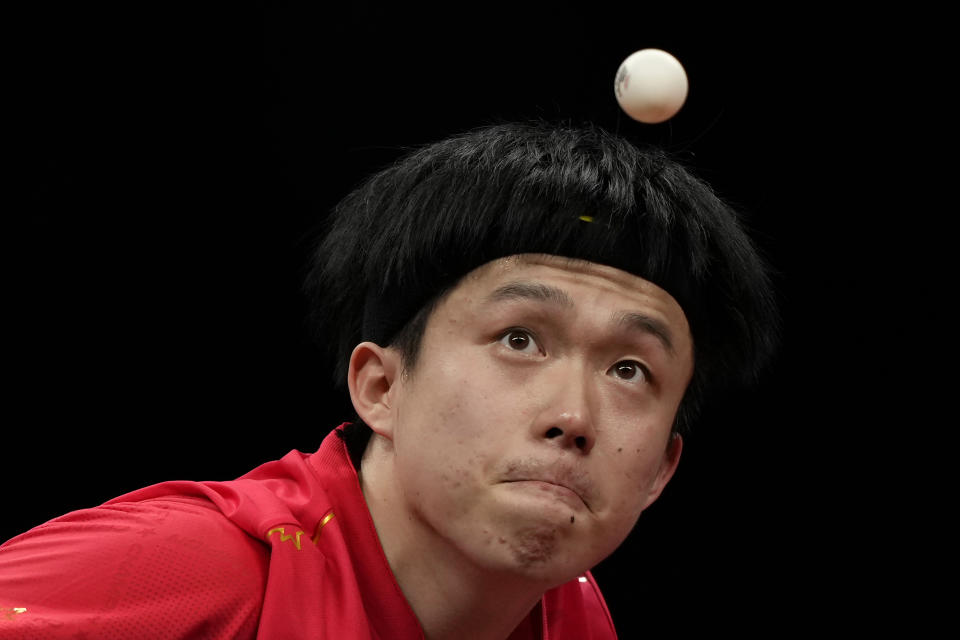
[484,281,574,308]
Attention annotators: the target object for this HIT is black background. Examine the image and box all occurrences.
[9,4,942,635]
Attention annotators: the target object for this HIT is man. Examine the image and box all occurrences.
[0,121,778,638]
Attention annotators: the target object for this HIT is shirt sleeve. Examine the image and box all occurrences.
[0,496,269,639]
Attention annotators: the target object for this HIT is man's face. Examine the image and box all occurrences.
[377,254,693,585]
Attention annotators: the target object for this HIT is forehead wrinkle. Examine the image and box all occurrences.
[614,311,676,357]
[484,281,574,309]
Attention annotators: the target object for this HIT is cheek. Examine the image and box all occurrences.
[393,435,476,520]
[394,360,528,513]
[393,374,498,492]
[601,432,673,510]
[417,349,526,434]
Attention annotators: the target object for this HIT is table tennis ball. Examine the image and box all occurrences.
[614,48,688,124]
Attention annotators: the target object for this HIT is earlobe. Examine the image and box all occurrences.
[346,342,402,441]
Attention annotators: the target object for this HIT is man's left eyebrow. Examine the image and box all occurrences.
[615,312,677,356]
[485,281,574,308]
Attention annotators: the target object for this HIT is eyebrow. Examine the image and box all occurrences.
[485,281,678,357]
[486,282,574,308]
[615,312,676,356]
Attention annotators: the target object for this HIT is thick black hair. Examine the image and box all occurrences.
[305,121,778,435]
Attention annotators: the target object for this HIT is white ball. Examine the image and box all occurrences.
[614,48,688,124]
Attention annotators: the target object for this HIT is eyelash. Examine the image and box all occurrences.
[496,328,652,384]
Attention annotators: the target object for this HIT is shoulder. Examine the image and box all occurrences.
[2,495,269,582]
[0,496,268,639]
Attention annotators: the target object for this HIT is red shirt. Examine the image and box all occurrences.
[1,425,618,639]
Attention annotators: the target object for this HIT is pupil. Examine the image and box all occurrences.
[618,363,635,378]
[510,333,528,348]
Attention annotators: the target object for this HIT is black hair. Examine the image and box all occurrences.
[306,120,778,436]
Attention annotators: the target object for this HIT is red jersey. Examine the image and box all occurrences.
[1,425,618,639]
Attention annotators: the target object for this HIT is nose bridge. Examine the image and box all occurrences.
[538,357,596,453]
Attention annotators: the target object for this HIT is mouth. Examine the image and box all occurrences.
[502,467,592,513]
[504,479,588,512]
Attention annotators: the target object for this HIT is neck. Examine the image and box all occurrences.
[359,436,549,640]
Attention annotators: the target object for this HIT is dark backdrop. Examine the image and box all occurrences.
[10,4,939,635]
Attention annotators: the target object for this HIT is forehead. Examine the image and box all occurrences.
[464,253,680,302]
[440,253,692,340]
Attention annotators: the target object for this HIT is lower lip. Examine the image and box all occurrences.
[506,480,585,511]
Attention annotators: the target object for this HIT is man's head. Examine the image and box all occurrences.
[306,121,778,435]
[304,120,778,586]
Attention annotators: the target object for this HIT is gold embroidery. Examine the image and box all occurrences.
[1,607,27,621]
[265,513,334,551]
[311,511,335,545]
[266,527,303,551]
[579,215,594,222]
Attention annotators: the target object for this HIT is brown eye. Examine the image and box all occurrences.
[609,360,647,382]
[499,329,541,354]
[508,332,529,349]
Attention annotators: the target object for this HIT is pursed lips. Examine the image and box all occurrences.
[501,464,592,511]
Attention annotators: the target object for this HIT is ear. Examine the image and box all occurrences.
[641,433,683,510]
[346,341,403,441]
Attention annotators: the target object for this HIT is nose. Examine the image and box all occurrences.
[534,362,596,454]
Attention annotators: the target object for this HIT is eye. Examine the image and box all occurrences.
[608,360,649,383]
[498,329,543,355]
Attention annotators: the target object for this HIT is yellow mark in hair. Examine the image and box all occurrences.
[579,215,594,223]
[312,511,335,545]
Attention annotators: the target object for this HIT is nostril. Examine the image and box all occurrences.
[574,436,587,450]
[545,427,563,439]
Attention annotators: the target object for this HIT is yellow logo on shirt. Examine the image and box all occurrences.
[312,511,335,545]
[267,511,335,551]
[267,527,304,550]
[1,607,27,621]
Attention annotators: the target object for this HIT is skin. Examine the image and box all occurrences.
[348,254,694,640]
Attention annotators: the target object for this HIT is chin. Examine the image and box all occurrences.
[482,522,605,587]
